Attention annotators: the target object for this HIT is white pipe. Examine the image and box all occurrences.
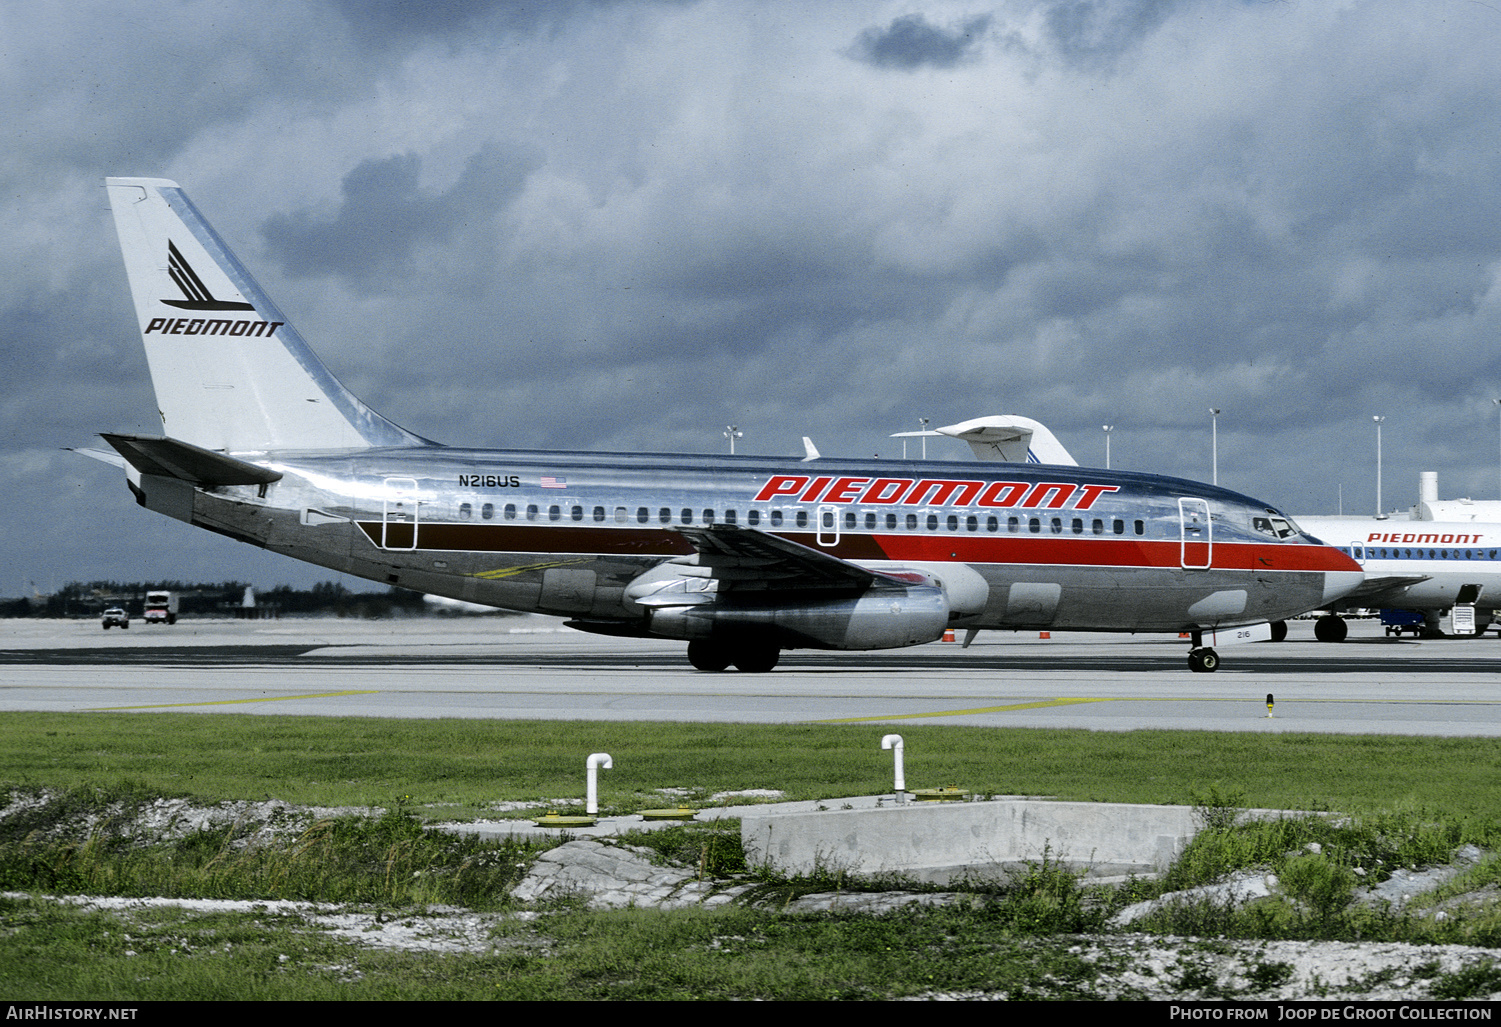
[586,752,613,814]
[881,734,905,794]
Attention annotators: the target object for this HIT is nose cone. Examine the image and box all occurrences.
[1320,546,1365,605]
[1323,568,1365,605]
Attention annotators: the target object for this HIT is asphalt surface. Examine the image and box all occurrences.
[2,615,1499,734]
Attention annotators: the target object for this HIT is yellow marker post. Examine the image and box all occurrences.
[1266,692,1274,718]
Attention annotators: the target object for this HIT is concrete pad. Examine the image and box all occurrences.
[741,798,1201,883]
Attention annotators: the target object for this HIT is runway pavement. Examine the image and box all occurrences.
[1,615,1498,734]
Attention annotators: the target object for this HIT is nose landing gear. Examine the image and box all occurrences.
[1187,646,1219,673]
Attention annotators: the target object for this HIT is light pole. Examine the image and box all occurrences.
[918,417,930,460]
[1494,399,1501,500]
[1102,425,1113,469]
[723,425,742,454]
[1209,409,1220,486]
[1373,415,1385,517]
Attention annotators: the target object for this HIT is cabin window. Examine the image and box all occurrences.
[571,506,584,521]
[797,510,809,528]
[771,509,784,527]
[748,510,760,526]
[549,505,561,521]
[966,515,978,532]
[822,510,836,529]
[526,504,539,521]
[659,508,671,524]
[636,507,649,524]
[864,512,877,530]
[1029,518,1041,534]
[725,509,738,525]
[926,514,939,531]
[703,509,715,524]
[594,506,606,522]
[1134,520,1145,535]
[945,514,958,531]
[986,515,998,532]
[1050,517,1063,534]
[906,513,918,530]
[614,507,627,524]
[482,503,494,520]
[459,502,472,520]
[1113,518,1125,535]
[1008,516,1020,533]
[681,508,693,524]
[1092,518,1104,535]
[887,513,899,530]
[1071,518,1083,534]
[504,503,517,520]
[844,511,857,529]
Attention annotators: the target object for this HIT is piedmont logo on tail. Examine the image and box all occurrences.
[83,178,1362,673]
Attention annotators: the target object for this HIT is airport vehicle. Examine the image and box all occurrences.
[85,178,1361,673]
[143,590,178,625]
[101,607,129,630]
[1292,516,1501,640]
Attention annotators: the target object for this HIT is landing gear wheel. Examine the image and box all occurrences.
[686,641,733,672]
[1313,615,1347,643]
[1187,647,1220,673]
[1269,620,1288,643]
[731,644,780,673]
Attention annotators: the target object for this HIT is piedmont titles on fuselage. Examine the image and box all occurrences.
[751,474,1120,510]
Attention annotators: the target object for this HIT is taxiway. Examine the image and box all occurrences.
[2,616,1498,735]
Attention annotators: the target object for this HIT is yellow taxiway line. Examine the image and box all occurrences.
[821,697,1111,723]
[90,690,379,711]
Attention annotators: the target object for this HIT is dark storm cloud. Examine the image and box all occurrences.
[261,144,539,286]
[850,13,993,70]
[1044,0,1181,66]
[328,0,684,46]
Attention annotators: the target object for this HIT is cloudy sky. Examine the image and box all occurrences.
[7,0,1501,594]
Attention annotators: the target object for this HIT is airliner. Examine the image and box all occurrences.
[1293,516,1501,640]
[85,178,1362,673]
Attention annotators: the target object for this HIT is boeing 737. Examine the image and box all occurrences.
[85,178,1362,673]
[1293,516,1501,639]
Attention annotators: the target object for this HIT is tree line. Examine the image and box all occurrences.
[1,580,437,619]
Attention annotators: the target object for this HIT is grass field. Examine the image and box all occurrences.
[5,712,1501,1000]
[3,711,1499,819]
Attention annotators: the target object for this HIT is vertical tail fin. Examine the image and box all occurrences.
[106,177,429,452]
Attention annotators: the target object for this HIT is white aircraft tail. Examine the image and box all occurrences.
[891,415,1079,465]
[106,178,428,453]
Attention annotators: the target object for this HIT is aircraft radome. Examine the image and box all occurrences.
[82,178,1362,673]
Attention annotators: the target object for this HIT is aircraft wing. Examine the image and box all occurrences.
[1330,574,1432,608]
[672,523,897,592]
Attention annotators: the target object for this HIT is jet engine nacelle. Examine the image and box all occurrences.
[641,585,950,651]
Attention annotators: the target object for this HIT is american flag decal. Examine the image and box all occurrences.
[540,476,567,489]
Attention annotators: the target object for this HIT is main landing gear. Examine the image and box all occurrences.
[687,639,781,673]
[1186,629,1219,673]
[1313,614,1348,643]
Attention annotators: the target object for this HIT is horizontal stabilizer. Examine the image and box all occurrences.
[100,433,283,487]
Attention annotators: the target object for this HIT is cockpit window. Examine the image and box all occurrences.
[1252,510,1298,540]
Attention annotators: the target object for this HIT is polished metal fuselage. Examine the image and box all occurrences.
[159,446,1360,640]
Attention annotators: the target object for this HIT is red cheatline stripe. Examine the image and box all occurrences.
[355,522,1354,572]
